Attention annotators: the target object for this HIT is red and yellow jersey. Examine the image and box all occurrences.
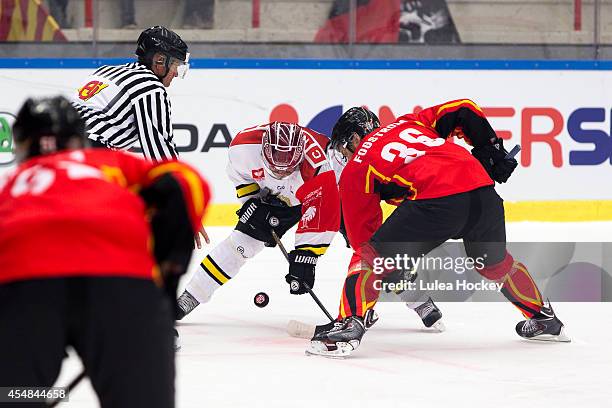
[0,149,210,285]
[226,123,340,255]
[340,100,494,248]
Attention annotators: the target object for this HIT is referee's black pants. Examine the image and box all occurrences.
[0,277,174,408]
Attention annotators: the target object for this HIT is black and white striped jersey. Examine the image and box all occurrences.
[72,62,178,162]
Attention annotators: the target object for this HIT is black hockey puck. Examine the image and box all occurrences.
[254,292,269,308]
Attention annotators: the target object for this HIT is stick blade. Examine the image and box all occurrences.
[287,319,316,339]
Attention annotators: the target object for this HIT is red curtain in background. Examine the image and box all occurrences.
[315,0,401,43]
[0,0,66,41]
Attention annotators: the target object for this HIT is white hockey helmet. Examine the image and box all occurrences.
[262,122,306,179]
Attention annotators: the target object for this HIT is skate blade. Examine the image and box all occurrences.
[287,320,316,339]
[525,327,571,343]
[305,340,357,359]
[427,320,446,333]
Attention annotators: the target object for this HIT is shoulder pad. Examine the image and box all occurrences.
[302,128,329,169]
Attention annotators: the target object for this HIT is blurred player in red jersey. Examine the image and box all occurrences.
[308,99,570,358]
[0,96,210,407]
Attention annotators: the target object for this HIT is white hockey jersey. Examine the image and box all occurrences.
[227,123,340,255]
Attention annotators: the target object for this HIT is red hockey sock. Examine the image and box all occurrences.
[478,252,543,318]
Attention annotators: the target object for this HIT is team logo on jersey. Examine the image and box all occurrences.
[299,187,323,231]
[0,112,16,166]
[252,168,264,180]
[302,206,317,222]
[78,80,108,101]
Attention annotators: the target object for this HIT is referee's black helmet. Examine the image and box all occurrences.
[136,26,188,65]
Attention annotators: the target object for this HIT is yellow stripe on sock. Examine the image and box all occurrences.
[202,256,230,285]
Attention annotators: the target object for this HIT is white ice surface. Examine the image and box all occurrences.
[53,223,612,408]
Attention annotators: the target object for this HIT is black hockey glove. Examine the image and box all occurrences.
[235,197,302,244]
[261,193,295,247]
[285,250,318,295]
[471,137,518,183]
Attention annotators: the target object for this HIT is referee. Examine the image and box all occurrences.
[72,26,189,162]
[73,26,209,246]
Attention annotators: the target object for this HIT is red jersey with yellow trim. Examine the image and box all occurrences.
[227,123,339,254]
[0,149,210,285]
[340,104,493,248]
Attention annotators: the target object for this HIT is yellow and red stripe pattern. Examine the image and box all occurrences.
[501,261,544,318]
[365,164,418,199]
[0,0,67,41]
[338,245,383,319]
[147,161,211,233]
[430,99,485,129]
[477,252,543,318]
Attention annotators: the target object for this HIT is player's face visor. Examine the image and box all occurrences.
[331,147,348,167]
[330,137,356,162]
[170,52,190,79]
[262,144,304,179]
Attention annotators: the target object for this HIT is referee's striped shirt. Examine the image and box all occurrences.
[72,62,178,162]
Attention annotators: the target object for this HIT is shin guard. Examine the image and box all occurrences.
[478,252,543,318]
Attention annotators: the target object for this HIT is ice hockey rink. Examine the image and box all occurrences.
[53,222,612,408]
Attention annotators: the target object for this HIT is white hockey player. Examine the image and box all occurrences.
[176,122,340,318]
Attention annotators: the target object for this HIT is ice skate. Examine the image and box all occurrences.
[289,309,378,340]
[515,301,570,343]
[364,308,379,329]
[409,297,445,332]
[176,290,200,320]
[306,316,365,358]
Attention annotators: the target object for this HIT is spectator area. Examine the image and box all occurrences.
[50,0,612,44]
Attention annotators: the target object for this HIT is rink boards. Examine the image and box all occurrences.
[1,60,611,222]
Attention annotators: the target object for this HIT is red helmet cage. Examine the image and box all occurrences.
[262,122,306,177]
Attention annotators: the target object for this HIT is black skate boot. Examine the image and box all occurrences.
[515,301,570,342]
[307,316,366,358]
[409,297,445,332]
[364,308,379,330]
[176,290,199,320]
[287,309,378,340]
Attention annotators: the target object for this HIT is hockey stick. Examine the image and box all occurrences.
[505,144,521,159]
[271,230,334,323]
[47,370,86,407]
